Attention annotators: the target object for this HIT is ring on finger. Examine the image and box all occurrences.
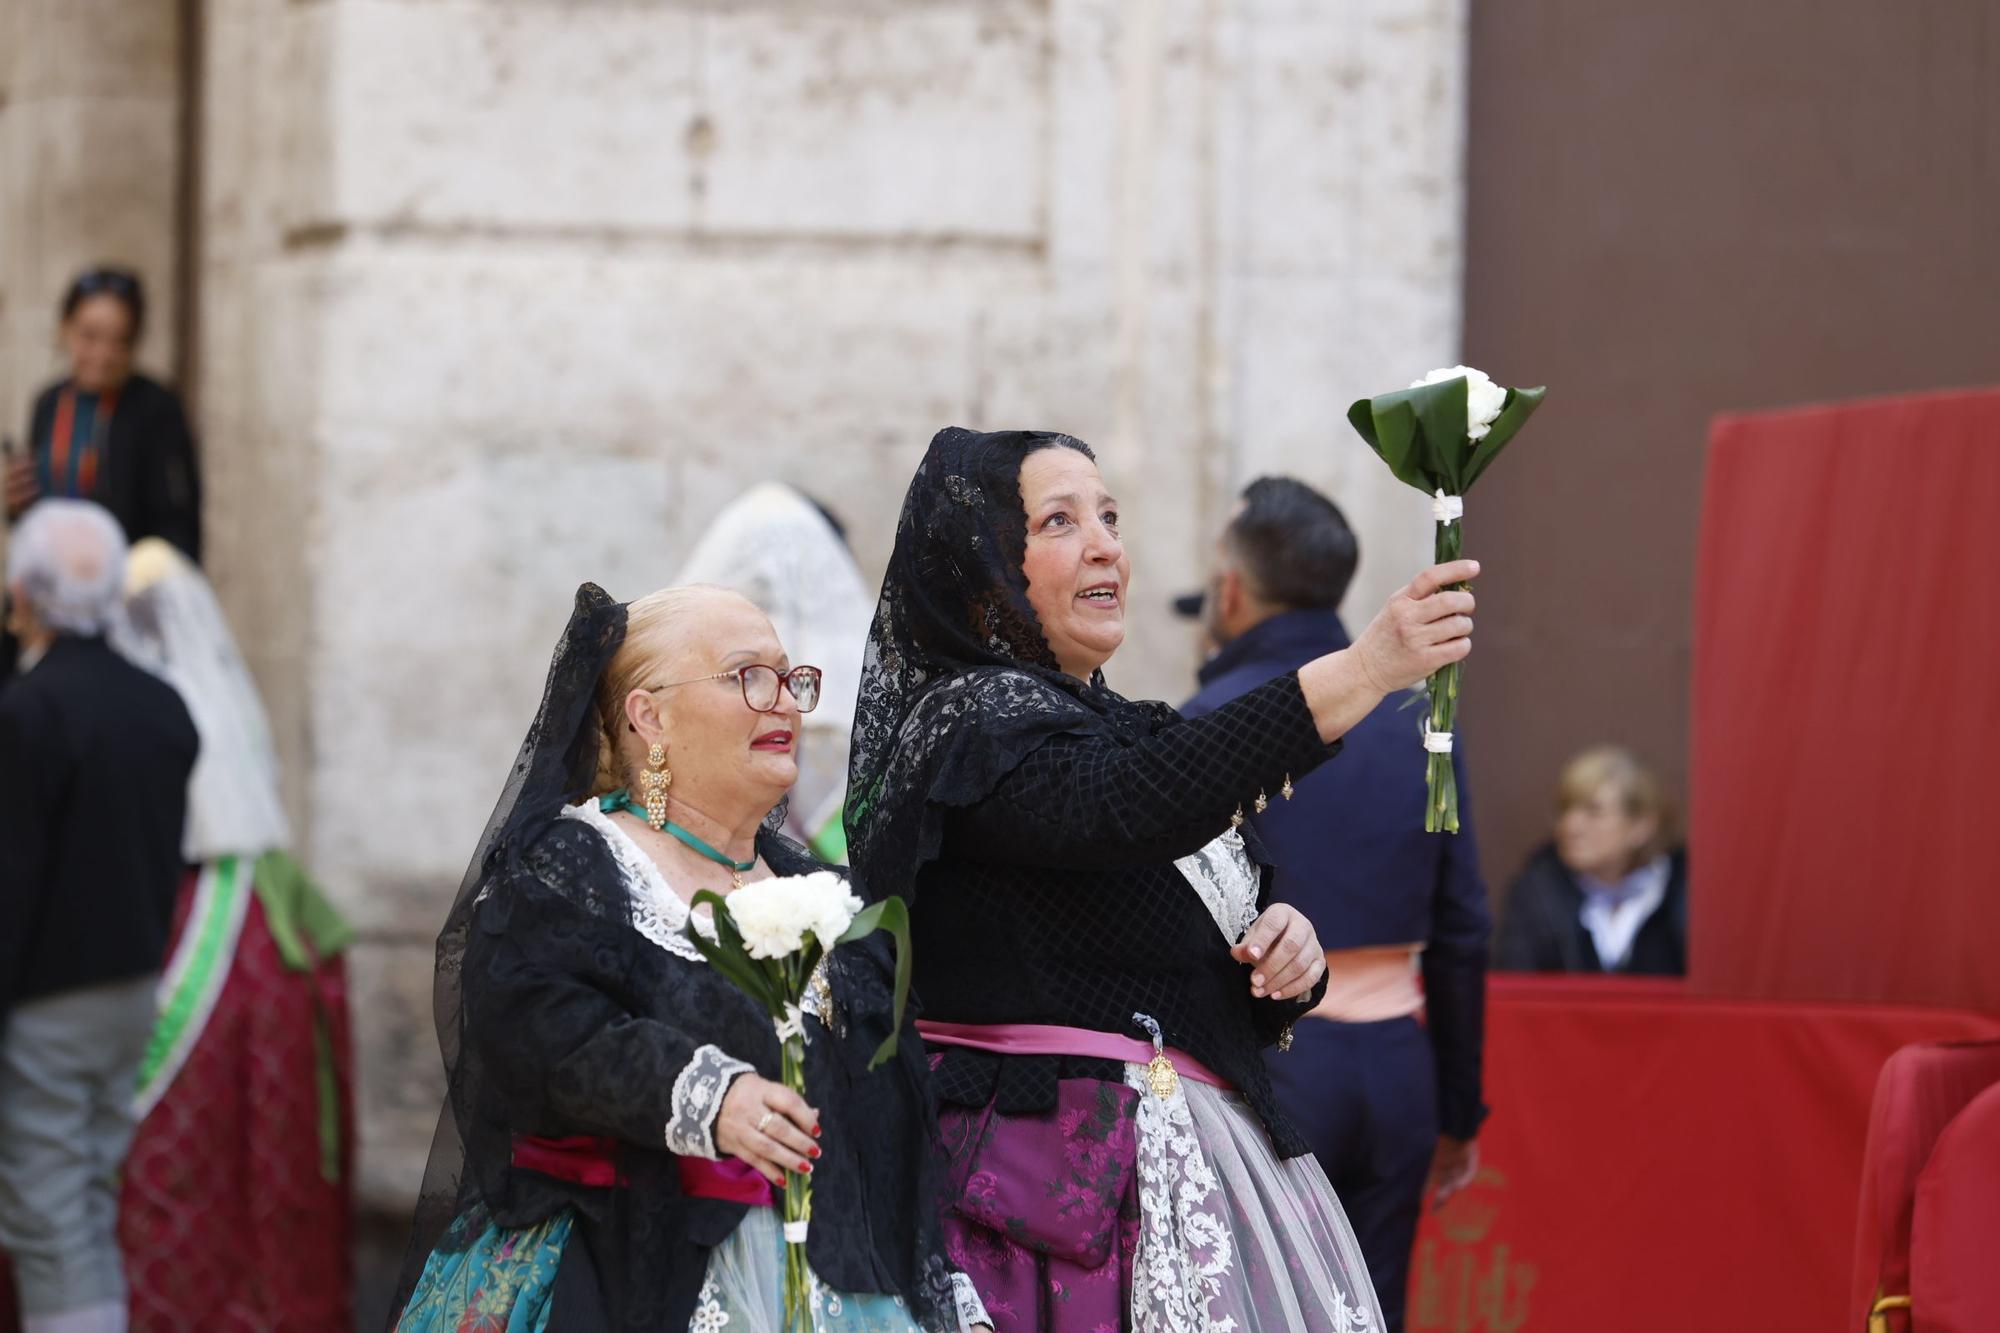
[756,1109,775,1134]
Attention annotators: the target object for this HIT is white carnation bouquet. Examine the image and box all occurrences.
[684,871,911,1332]
[1348,366,1545,832]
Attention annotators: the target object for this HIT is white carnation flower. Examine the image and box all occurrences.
[725,871,861,959]
[726,880,808,959]
[1411,364,1508,441]
[796,870,865,950]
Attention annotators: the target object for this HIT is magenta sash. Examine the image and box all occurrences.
[510,1133,773,1206]
[678,1157,775,1207]
[917,1019,1236,1091]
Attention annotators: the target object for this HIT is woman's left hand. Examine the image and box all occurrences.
[1230,904,1324,1001]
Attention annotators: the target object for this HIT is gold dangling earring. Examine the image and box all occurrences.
[1281,774,1295,802]
[641,742,672,831]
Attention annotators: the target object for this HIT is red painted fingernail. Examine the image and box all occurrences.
[811,1125,822,1138]
[801,1162,813,1175]
[808,1146,821,1159]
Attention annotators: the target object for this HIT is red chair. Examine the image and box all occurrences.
[1910,1081,2000,1333]
[1852,1039,2000,1331]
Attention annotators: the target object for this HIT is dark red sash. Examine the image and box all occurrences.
[509,1134,774,1206]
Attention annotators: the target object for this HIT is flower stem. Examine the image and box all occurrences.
[778,956,813,1333]
[1428,514,1465,834]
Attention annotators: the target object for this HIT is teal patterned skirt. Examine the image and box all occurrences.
[396,1204,571,1333]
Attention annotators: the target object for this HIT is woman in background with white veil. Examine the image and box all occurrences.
[674,483,874,860]
[111,538,355,1332]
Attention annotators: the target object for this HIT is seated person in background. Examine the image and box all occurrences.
[1493,746,1688,975]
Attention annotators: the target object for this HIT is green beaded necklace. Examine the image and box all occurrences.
[599,789,756,886]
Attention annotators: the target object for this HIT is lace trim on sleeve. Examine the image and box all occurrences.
[1174,827,1262,944]
[950,1271,990,1332]
[666,1043,754,1159]
[560,800,713,961]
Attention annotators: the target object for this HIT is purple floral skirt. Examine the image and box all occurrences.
[935,1068,1381,1332]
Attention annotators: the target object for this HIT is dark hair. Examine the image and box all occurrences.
[61,267,145,336]
[1226,475,1358,611]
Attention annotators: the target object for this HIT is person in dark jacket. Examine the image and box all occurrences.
[5,267,203,562]
[1495,746,1688,975]
[1181,476,1489,1333]
[0,499,198,1333]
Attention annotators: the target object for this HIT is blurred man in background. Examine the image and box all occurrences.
[1182,477,1489,1333]
[0,500,197,1333]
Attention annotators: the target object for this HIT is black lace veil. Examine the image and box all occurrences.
[394,583,633,1310]
[846,427,1176,904]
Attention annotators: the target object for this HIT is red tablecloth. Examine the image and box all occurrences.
[1410,978,2000,1333]
[1690,388,2000,1014]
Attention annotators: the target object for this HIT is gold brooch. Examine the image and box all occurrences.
[1133,1012,1180,1100]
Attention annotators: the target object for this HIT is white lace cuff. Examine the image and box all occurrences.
[951,1272,990,1332]
[665,1043,754,1158]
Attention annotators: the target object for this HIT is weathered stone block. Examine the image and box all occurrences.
[345,936,448,1213]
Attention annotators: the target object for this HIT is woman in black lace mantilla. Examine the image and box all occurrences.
[393,584,989,1331]
[848,429,1483,1331]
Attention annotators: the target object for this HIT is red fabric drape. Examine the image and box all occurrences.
[1409,978,2000,1333]
[1689,388,2000,1012]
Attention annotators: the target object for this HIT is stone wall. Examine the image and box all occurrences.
[0,0,182,454]
[189,0,1470,1223]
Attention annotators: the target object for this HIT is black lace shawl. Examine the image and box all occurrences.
[846,430,1342,1154]
[393,586,958,1330]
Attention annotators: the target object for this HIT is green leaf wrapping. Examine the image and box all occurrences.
[1409,377,1472,493]
[1346,376,1546,497]
[1347,393,1428,492]
[834,897,914,1070]
[1462,385,1546,489]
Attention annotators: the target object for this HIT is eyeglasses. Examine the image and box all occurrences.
[645,664,823,714]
